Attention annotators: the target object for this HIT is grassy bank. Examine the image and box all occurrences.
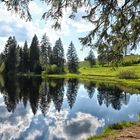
[42,64,140,90]
[88,121,136,140]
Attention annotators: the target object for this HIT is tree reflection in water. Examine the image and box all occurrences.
[0,76,131,115]
[97,83,130,110]
[84,81,96,99]
[66,78,79,109]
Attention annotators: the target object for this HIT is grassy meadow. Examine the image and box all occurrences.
[42,55,140,89]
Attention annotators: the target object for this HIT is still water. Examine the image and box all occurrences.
[0,76,140,140]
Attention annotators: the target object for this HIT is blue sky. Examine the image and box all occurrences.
[0,0,139,60]
[0,0,97,60]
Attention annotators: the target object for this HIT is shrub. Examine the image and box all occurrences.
[118,70,138,79]
[46,64,61,74]
[122,61,132,66]
[122,57,140,66]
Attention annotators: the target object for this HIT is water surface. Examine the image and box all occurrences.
[0,76,140,140]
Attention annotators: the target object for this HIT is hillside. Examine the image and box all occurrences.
[78,55,140,77]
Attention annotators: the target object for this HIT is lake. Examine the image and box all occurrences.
[0,76,140,140]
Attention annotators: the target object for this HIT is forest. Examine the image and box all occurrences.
[0,34,80,75]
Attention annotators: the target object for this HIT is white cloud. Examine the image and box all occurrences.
[0,105,34,140]
[29,1,44,15]
[1,25,13,34]
[70,20,95,33]
[66,7,96,33]
[47,111,104,140]
[118,0,125,6]
[26,130,42,140]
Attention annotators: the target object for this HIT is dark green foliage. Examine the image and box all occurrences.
[122,58,140,66]
[52,38,65,73]
[45,64,60,74]
[18,47,24,72]
[22,41,30,72]
[47,45,53,65]
[118,70,138,79]
[30,34,41,74]
[85,50,96,67]
[2,35,66,75]
[40,33,51,66]
[98,43,123,68]
[4,36,17,75]
[67,42,79,73]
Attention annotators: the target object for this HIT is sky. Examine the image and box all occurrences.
[0,0,139,60]
[0,0,97,60]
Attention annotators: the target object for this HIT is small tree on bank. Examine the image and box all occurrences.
[52,38,65,73]
[86,50,96,67]
[67,42,79,73]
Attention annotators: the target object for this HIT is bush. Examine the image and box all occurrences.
[46,64,61,74]
[118,70,138,79]
[122,58,140,66]
[122,61,132,66]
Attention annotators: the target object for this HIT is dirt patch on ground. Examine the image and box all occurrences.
[102,123,140,140]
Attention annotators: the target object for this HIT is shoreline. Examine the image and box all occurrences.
[12,71,140,93]
[42,73,140,89]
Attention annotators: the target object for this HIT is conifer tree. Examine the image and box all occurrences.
[67,42,79,73]
[18,47,24,72]
[4,36,17,74]
[22,41,30,72]
[40,33,50,65]
[29,34,41,73]
[52,38,65,73]
[86,50,96,67]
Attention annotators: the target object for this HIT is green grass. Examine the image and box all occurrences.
[79,64,140,77]
[88,121,135,140]
[43,55,140,90]
[43,64,140,89]
[123,55,140,63]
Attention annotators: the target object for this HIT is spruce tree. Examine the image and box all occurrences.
[4,36,17,74]
[18,47,24,72]
[67,42,79,73]
[40,33,50,66]
[52,38,65,73]
[47,45,53,65]
[86,50,96,67]
[29,34,40,73]
[22,41,30,73]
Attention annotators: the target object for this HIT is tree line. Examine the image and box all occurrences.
[0,34,82,75]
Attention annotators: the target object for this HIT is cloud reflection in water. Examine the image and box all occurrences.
[0,99,104,140]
